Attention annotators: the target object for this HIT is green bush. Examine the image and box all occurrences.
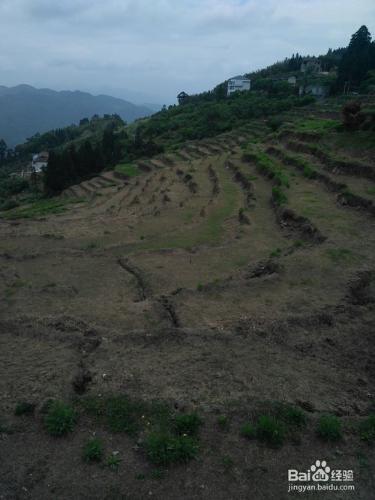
[44,401,76,437]
[174,413,203,436]
[240,423,256,439]
[144,432,199,466]
[217,415,230,430]
[272,186,288,206]
[317,414,342,441]
[277,404,307,428]
[83,437,104,463]
[256,415,285,447]
[359,415,375,443]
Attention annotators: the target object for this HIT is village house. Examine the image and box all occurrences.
[227,75,251,96]
[32,151,49,173]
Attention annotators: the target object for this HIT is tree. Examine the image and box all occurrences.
[0,139,7,163]
[338,26,374,89]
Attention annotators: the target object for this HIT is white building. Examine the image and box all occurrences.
[227,75,251,96]
[32,151,49,173]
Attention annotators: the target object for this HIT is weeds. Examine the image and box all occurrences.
[174,413,203,436]
[256,415,286,448]
[217,415,230,430]
[83,437,104,463]
[44,401,76,437]
[240,423,256,439]
[317,415,342,441]
[106,454,121,470]
[144,433,199,466]
[272,186,288,206]
[359,415,375,444]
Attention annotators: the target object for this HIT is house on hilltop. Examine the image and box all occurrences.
[227,75,251,96]
[32,151,49,173]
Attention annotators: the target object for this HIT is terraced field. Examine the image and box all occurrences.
[1,102,375,499]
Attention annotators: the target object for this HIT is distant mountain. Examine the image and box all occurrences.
[0,85,153,147]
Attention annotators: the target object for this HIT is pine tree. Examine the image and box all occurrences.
[338,26,373,88]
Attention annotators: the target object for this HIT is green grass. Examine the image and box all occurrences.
[83,437,104,463]
[106,453,121,470]
[246,148,290,188]
[240,423,256,439]
[295,118,339,133]
[44,401,77,437]
[256,415,286,448]
[114,163,140,177]
[272,186,288,206]
[217,415,230,430]
[0,198,79,219]
[174,413,203,436]
[144,433,199,466]
[326,248,354,263]
[317,414,342,441]
[359,415,375,444]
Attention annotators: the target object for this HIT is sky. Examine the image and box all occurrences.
[0,0,374,105]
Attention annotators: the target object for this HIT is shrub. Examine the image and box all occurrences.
[83,437,103,463]
[14,402,35,416]
[106,454,121,470]
[174,413,203,436]
[277,404,307,428]
[144,433,199,466]
[359,415,375,444]
[267,118,283,132]
[256,415,285,447]
[44,401,76,437]
[272,186,287,206]
[217,415,230,430]
[303,165,316,179]
[317,415,342,441]
[240,423,256,439]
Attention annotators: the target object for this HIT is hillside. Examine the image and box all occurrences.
[0,84,153,147]
[0,96,375,498]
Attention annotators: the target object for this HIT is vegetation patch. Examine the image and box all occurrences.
[144,433,199,466]
[317,414,342,441]
[0,198,76,219]
[83,437,104,463]
[359,415,375,444]
[114,163,140,178]
[44,401,77,437]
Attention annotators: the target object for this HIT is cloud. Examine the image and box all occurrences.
[0,0,374,103]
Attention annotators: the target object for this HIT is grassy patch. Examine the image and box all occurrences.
[174,413,203,436]
[240,423,256,439]
[317,414,342,441]
[0,198,78,219]
[359,415,375,444]
[114,163,140,177]
[272,186,288,206]
[256,415,286,448]
[295,118,339,133]
[83,437,104,463]
[144,433,199,466]
[217,415,230,430]
[326,248,353,263]
[44,401,77,437]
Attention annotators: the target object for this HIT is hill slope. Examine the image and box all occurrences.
[0,97,375,498]
[0,84,153,147]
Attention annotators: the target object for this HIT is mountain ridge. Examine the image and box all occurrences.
[0,84,153,147]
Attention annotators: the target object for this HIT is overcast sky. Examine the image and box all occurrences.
[0,0,374,104]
